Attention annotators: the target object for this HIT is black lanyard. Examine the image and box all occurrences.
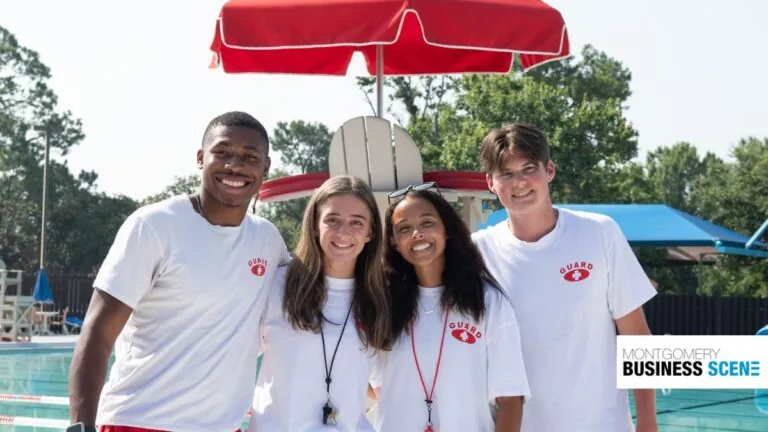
[320,302,353,424]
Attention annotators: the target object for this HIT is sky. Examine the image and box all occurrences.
[2,0,767,201]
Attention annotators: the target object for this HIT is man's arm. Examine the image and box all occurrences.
[494,396,523,432]
[601,217,658,431]
[616,307,658,432]
[68,289,134,426]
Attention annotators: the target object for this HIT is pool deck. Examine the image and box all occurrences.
[0,335,79,351]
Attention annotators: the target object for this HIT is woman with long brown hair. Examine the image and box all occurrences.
[247,175,391,432]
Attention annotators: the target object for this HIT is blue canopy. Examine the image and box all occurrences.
[33,268,54,303]
[479,204,768,262]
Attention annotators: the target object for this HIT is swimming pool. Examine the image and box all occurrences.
[0,349,73,430]
[0,349,254,431]
[630,388,768,431]
[1,349,767,431]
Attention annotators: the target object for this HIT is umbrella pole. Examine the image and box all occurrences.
[376,45,384,117]
[40,126,50,270]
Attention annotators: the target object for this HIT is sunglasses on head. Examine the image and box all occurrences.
[387,182,441,204]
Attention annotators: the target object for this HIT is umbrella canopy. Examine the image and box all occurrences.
[33,268,54,303]
[210,0,570,75]
[479,204,768,262]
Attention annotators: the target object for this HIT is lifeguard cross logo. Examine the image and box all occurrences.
[560,261,593,282]
[617,335,768,389]
[248,258,267,276]
[450,321,482,345]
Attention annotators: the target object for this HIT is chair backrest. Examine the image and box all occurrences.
[0,258,6,271]
[328,116,424,223]
[329,116,424,189]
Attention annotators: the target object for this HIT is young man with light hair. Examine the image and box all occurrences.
[472,123,659,432]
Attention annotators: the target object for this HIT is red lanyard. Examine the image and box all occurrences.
[410,309,450,432]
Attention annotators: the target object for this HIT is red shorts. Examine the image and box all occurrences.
[100,428,166,432]
[100,427,241,432]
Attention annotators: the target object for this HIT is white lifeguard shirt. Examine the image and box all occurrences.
[472,208,657,432]
[94,195,289,432]
[249,267,376,432]
[370,285,530,432]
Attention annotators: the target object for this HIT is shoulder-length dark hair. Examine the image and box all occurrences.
[384,189,504,340]
[283,175,392,351]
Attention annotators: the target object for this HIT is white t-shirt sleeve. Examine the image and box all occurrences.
[93,212,164,310]
[604,218,657,320]
[485,288,531,404]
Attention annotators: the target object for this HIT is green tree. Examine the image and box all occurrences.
[256,121,333,248]
[645,142,712,214]
[0,25,137,274]
[142,173,200,205]
[357,45,768,297]
[636,139,768,297]
[693,138,768,297]
[357,45,640,204]
[271,120,332,173]
[635,142,715,295]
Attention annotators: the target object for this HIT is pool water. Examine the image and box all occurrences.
[0,350,72,430]
[630,388,768,431]
[0,350,254,431]
[1,350,767,431]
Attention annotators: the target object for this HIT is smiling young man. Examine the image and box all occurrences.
[68,112,290,432]
[471,123,659,432]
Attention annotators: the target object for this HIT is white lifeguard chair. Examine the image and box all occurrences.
[328,116,423,223]
[0,258,32,340]
[259,116,495,232]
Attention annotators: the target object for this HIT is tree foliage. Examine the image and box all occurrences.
[255,121,333,248]
[141,174,200,206]
[1,29,765,296]
[358,46,641,204]
[356,45,767,296]
[0,25,138,274]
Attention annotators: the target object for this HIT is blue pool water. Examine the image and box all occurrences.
[0,349,252,431]
[629,388,768,431]
[0,349,767,431]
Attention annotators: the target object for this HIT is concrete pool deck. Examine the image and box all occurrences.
[0,335,79,351]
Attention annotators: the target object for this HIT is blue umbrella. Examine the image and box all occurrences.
[33,268,54,303]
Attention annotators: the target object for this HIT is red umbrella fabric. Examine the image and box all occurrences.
[210,0,570,76]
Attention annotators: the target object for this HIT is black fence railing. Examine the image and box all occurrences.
[15,275,768,334]
[19,273,95,316]
[644,293,768,335]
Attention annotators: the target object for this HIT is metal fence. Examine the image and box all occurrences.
[20,273,94,316]
[16,275,768,333]
[644,293,768,335]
